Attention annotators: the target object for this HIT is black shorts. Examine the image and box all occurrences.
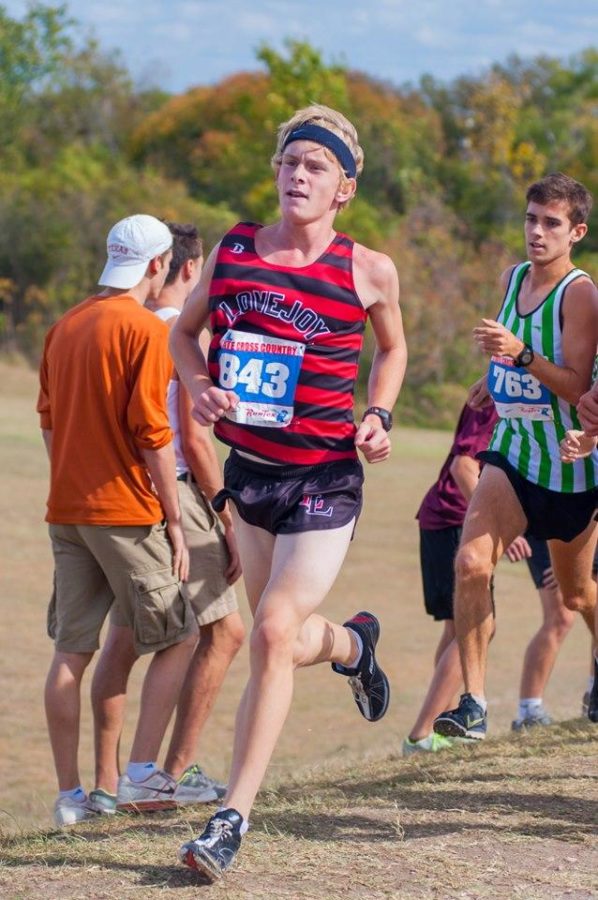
[525,530,598,589]
[478,451,598,543]
[419,526,462,621]
[212,450,364,536]
[524,531,551,588]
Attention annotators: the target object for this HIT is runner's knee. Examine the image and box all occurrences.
[455,545,493,588]
[561,588,595,614]
[250,614,296,662]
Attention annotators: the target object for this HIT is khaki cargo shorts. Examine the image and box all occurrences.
[47,522,198,655]
[178,477,238,626]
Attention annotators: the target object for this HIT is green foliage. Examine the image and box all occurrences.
[0,3,596,426]
[0,144,235,358]
[0,2,71,157]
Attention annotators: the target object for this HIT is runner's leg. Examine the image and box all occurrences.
[454,465,527,697]
[549,519,598,637]
[518,582,575,701]
[224,518,355,820]
[408,621,461,740]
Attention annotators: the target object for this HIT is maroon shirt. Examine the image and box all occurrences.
[417,404,498,530]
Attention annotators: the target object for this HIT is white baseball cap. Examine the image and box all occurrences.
[98,214,173,289]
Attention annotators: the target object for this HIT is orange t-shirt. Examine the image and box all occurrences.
[37,294,174,525]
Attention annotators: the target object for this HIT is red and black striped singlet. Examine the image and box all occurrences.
[208,222,367,464]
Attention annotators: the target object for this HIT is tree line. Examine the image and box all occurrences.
[0,3,596,425]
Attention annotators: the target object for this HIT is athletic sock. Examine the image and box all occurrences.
[470,694,487,712]
[518,697,543,719]
[217,806,249,835]
[126,762,157,782]
[346,631,364,669]
[59,786,87,802]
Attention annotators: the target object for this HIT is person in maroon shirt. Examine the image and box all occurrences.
[404,402,582,754]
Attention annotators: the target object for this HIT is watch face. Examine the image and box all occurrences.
[365,407,392,431]
[520,347,533,366]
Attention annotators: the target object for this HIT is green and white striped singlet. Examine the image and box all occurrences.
[488,262,598,493]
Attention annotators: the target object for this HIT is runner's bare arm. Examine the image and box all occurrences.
[170,243,238,424]
[473,278,598,406]
[449,454,481,502]
[467,374,491,408]
[353,246,407,462]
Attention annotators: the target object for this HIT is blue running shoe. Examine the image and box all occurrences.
[433,693,487,740]
[332,611,390,722]
[179,808,243,882]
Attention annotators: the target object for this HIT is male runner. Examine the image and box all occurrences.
[170,104,407,879]
[432,173,598,741]
[405,401,581,754]
[38,215,198,825]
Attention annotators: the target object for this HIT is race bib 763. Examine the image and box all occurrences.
[488,355,553,421]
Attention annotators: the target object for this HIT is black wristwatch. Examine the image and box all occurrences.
[362,406,393,432]
[514,344,535,367]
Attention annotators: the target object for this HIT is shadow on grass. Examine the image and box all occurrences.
[252,796,596,844]
[0,851,213,889]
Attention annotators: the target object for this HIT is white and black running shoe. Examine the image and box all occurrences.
[332,611,390,722]
[179,808,243,881]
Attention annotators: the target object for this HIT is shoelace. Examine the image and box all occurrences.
[348,673,369,705]
[207,818,233,839]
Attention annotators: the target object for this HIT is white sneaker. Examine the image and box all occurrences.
[53,794,99,826]
[116,769,178,812]
[173,764,227,805]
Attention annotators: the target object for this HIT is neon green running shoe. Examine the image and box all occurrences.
[402,732,453,756]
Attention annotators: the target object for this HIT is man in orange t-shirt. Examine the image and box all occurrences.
[38,214,198,826]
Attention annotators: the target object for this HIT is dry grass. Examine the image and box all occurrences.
[0,360,597,898]
[1,723,596,899]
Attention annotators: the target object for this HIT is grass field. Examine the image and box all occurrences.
[0,360,596,898]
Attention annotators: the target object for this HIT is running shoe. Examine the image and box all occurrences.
[88,788,117,814]
[174,763,226,805]
[511,706,553,731]
[179,808,243,882]
[331,611,390,722]
[53,794,99,827]
[433,693,487,740]
[116,769,178,812]
[402,733,453,756]
[588,658,598,723]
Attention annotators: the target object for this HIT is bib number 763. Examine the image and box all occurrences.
[492,363,542,399]
[219,352,290,399]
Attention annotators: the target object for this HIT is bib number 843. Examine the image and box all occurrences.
[492,363,542,399]
[219,352,290,399]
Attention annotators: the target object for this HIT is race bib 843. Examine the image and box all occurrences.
[488,356,553,420]
[217,329,305,428]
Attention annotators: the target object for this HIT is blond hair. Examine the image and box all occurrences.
[271,104,364,198]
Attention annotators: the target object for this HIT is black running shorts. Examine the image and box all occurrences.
[478,451,598,543]
[419,525,462,621]
[212,450,364,535]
